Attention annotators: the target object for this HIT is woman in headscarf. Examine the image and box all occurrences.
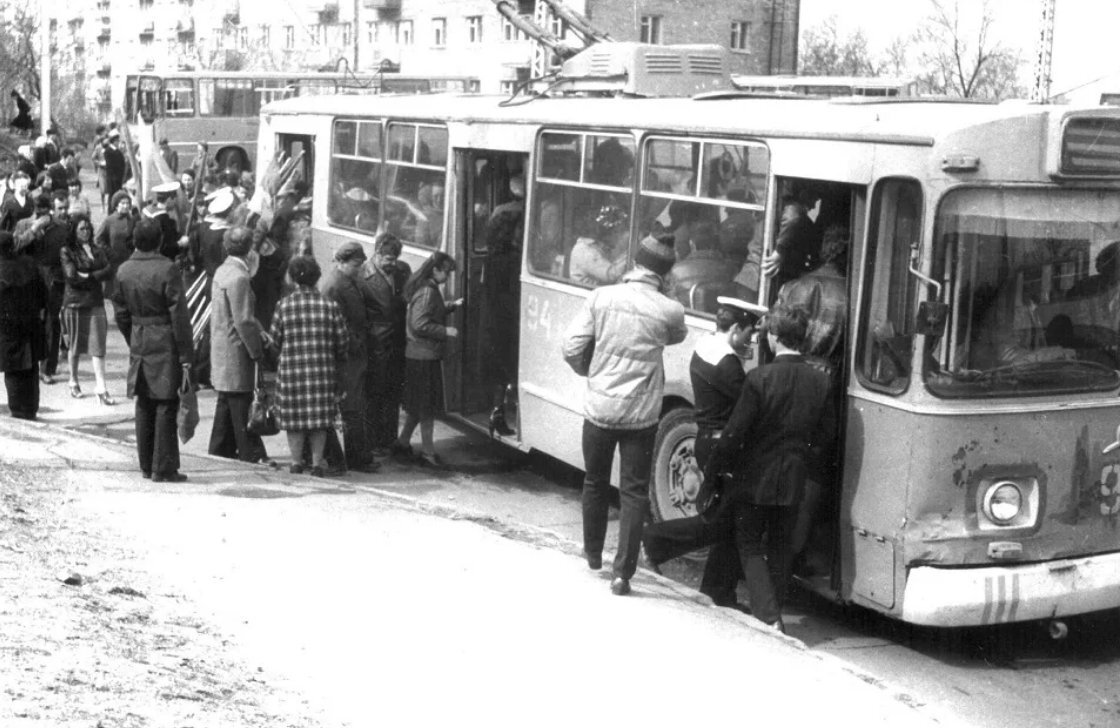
[0,230,47,419]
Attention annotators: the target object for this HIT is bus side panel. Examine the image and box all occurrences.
[518,281,591,471]
[840,399,913,614]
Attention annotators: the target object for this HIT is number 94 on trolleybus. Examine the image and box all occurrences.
[257,76,1120,629]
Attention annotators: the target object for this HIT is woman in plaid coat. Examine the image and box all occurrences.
[270,256,349,476]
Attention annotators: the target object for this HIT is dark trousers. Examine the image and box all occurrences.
[208,390,267,462]
[732,502,795,625]
[42,281,63,376]
[135,371,180,476]
[581,420,656,581]
[641,426,742,603]
[365,345,404,449]
[4,369,39,419]
[341,359,369,467]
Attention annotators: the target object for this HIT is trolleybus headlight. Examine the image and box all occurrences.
[983,482,1023,525]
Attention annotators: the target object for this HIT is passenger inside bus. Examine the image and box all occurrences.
[668,221,734,307]
[568,204,630,287]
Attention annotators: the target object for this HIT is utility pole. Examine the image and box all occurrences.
[1031,0,1056,102]
[39,0,51,135]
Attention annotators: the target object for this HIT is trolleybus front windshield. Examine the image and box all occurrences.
[926,187,1120,397]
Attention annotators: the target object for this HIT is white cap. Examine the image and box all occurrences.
[207,189,235,215]
[716,296,768,317]
[152,181,180,194]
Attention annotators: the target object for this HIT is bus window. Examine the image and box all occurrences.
[925,188,1120,397]
[329,119,382,233]
[530,132,635,287]
[199,78,260,117]
[164,79,195,117]
[383,122,448,248]
[637,136,768,311]
[857,178,922,393]
[137,76,161,123]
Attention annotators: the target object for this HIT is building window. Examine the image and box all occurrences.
[367,21,378,44]
[397,20,413,45]
[310,23,322,45]
[548,14,563,38]
[432,17,446,46]
[140,34,153,47]
[139,0,153,7]
[342,22,352,46]
[467,16,483,44]
[501,16,526,41]
[730,20,750,51]
[284,25,295,49]
[238,26,248,50]
[640,15,662,44]
[214,28,224,50]
[259,24,270,47]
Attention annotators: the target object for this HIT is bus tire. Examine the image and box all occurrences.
[650,407,702,523]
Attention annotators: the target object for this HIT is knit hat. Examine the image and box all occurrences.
[634,233,677,277]
[334,241,367,263]
[109,189,132,211]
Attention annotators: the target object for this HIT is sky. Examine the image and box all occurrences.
[799,0,1120,96]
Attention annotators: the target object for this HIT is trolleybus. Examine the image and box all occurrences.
[256,79,1120,629]
[123,70,479,173]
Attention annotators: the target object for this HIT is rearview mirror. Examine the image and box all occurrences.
[915,301,948,337]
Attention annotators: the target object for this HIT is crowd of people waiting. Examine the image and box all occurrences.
[0,129,466,485]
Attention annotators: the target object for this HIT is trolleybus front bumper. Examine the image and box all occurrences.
[901,551,1120,626]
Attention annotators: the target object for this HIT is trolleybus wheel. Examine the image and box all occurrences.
[650,407,701,522]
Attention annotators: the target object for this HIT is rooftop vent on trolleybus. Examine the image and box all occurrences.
[549,42,732,97]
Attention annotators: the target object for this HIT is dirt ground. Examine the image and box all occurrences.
[0,465,334,727]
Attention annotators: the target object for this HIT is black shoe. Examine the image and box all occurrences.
[289,463,306,474]
[389,441,413,459]
[610,577,631,596]
[349,461,381,474]
[488,407,514,438]
[583,550,602,570]
[152,472,188,483]
[141,471,152,479]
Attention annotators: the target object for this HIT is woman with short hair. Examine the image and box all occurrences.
[270,255,349,476]
[60,214,114,404]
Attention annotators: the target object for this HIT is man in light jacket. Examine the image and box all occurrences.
[562,232,687,596]
[208,225,268,463]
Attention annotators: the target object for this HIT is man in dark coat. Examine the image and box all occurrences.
[762,191,822,289]
[15,193,69,383]
[702,303,835,631]
[320,241,379,473]
[361,233,411,455]
[102,131,127,200]
[112,217,193,482]
[142,182,184,261]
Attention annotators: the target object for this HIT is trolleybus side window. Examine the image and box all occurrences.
[857,178,922,394]
[163,79,195,117]
[528,131,635,287]
[924,188,1120,397]
[383,122,448,249]
[328,119,383,234]
[637,136,768,312]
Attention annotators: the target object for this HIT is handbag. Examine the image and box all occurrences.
[176,368,200,444]
[246,364,280,437]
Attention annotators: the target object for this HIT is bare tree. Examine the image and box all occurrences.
[0,2,42,103]
[914,0,1025,99]
[799,16,880,76]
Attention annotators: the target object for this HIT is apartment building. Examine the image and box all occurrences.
[46,0,800,113]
